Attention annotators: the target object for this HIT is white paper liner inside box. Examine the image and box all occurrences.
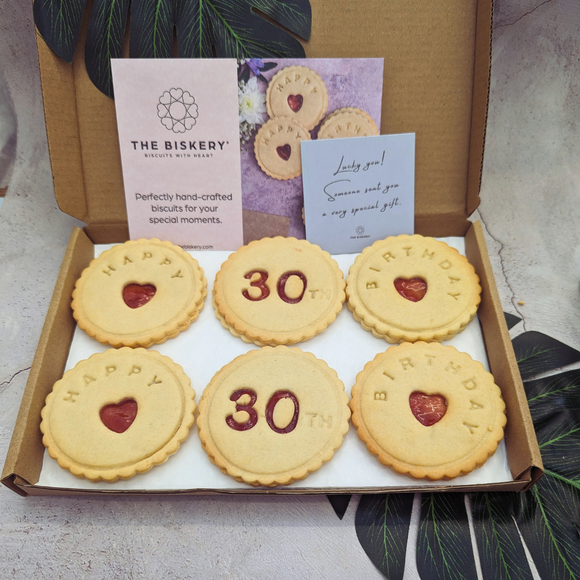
[37,237,513,491]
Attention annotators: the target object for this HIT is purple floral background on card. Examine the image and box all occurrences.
[239,58,384,238]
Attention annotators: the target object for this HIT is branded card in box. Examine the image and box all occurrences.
[2,0,543,496]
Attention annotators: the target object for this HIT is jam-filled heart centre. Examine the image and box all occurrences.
[287,94,303,112]
[276,144,292,161]
[100,399,138,433]
[123,283,157,308]
[409,391,447,426]
[394,277,427,302]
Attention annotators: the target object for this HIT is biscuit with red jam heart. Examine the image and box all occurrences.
[40,348,196,482]
[350,342,506,480]
[266,66,328,130]
[346,234,481,343]
[254,117,311,180]
[72,239,207,347]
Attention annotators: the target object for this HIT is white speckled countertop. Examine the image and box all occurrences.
[1,0,579,577]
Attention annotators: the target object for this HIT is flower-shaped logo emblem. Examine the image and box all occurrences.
[157,88,199,133]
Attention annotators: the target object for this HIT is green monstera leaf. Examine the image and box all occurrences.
[352,328,580,579]
[416,494,478,580]
[34,0,311,97]
[515,366,580,579]
[470,491,534,579]
[355,493,414,579]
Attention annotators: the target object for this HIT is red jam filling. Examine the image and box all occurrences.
[277,271,307,304]
[409,391,447,427]
[226,389,259,431]
[287,94,304,112]
[123,283,156,308]
[394,277,427,302]
[265,390,300,434]
[276,144,292,161]
[242,270,270,301]
[100,399,138,433]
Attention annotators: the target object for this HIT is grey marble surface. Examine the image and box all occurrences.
[1,0,579,578]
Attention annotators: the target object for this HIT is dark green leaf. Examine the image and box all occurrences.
[34,0,89,63]
[199,0,307,59]
[470,492,534,580]
[174,0,215,58]
[512,331,580,380]
[85,0,131,97]
[504,312,522,331]
[129,0,174,59]
[417,493,477,580]
[353,330,580,579]
[355,493,414,580]
[175,0,309,59]
[525,369,580,480]
[257,73,268,82]
[261,61,278,71]
[239,65,251,82]
[35,0,311,97]
[327,494,352,520]
[252,0,311,40]
[515,475,580,579]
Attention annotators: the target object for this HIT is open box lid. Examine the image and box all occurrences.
[36,0,492,243]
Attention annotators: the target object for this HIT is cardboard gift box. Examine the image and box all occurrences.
[2,0,543,496]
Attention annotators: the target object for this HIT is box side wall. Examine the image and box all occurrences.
[71,2,128,228]
[1,228,95,491]
[15,478,532,497]
[465,222,543,480]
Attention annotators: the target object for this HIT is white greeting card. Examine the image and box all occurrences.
[302,133,415,253]
[111,59,243,250]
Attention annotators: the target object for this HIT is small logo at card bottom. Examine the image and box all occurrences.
[356,226,365,235]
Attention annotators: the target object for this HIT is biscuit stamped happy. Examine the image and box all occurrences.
[40,348,196,482]
[72,239,207,347]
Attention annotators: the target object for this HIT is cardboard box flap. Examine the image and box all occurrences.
[37,0,491,234]
[467,0,494,216]
[1,228,94,490]
[36,39,87,222]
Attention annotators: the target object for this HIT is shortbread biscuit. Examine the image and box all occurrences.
[72,239,207,347]
[350,342,506,480]
[198,347,351,487]
[254,117,311,180]
[346,235,481,342]
[40,348,196,482]
[266,66,328,130]
[213,237,345,345]
[318,107,379,139]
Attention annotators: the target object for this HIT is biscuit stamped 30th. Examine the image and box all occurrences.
[197,347,351,487]
[213,237,345,346]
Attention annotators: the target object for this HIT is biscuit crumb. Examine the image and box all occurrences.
[518,301,525,306]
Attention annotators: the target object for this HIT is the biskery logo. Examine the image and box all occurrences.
[157,88,199,133]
